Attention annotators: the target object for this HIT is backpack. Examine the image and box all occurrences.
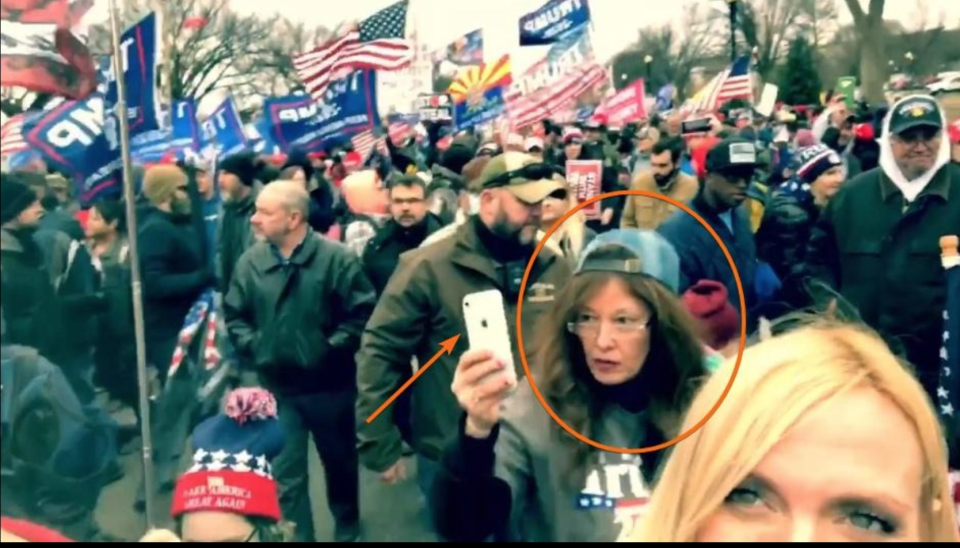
[0,346,118,506]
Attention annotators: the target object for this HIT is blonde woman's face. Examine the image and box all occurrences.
[697,389,924,542]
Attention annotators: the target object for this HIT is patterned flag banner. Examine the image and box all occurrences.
[22,96,122,206]
[448,55,513,131]
[511,27,594,99]
[262,70,380,155]
[171,100,201,154]
[0,0,98,98]
[200,97,248,159]
[446,29,483,66]
[518,0,591,47]
[294,0,412,104]
[938,237,959,446]
[685,55,754,114]
[351,129,388,162]
[507,63,607,129]
[102,12,161,140]
[0,114,29,157]
[595,79,647,126]
[169,289,220,379]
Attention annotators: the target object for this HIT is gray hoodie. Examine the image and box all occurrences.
[493,383,656,542]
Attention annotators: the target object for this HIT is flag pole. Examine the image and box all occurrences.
[108,0,156,529]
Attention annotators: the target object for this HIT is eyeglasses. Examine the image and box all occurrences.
[391,197,425,206]
[484,163,561,189]
[567,315,651,339]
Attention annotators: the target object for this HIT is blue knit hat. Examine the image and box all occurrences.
[172,388,285,521]
[575,230,681,293]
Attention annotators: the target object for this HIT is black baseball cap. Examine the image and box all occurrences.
[889,96,943,136]
[706,137,760,176]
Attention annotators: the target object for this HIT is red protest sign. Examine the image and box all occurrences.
[566,160,603,221]
[596,79,648,126]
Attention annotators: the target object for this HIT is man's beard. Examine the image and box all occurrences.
[654,170,677,187]
[492,213,536,247]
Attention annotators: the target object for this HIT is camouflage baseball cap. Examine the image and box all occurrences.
[477,152,567,205]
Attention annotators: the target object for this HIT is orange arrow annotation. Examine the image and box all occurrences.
[365,334,462,424]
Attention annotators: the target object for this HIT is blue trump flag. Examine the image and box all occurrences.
[201,97,248,158]
[103,13,160,140]
[22,97,122,206]
[519,0,591,47]
[447,29,484,66]
[171,100,201,154]
[938,242,960,450]
[261,70,380,154]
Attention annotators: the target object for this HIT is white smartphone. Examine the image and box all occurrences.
[462,290,518,388]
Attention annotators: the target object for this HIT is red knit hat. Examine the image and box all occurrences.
[171,389,285,522]
[682,280,741,350]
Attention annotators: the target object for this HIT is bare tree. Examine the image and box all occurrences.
[842,0,886,103]
[737,0,808,83]
[896,0,946,78]
[88,0,329,104]
[796,0,841,50]
[613,5,722,100]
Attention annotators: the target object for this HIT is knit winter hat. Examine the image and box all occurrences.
[563,127,584,144]
[795,144,843,184]
[0,175,38,226]
[143,165,187,206]
[682,280,741,350]
[220,152,260,187]
[171,388,285,522]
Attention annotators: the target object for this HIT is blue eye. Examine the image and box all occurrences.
[724,488,763,507]
[848,512,897,536]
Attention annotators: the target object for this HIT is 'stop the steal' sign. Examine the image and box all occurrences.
[519,0,591,47]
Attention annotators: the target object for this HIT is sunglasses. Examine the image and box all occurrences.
[484,163,561,189]
[893,127,942,145]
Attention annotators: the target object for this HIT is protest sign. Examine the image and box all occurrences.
[416,94,454,123]
[756,83,779,118]
[836,76,857,109]
[170,100,201,153]
[519,0,591,46]
[566,160,602,220]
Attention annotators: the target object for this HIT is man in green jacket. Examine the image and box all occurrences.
[356,153,573,509]
[224,181,377,543]
[807,94,960,402]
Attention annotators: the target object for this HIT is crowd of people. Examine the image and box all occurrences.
[1,89,959,542]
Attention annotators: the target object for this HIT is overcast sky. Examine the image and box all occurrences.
[229,0,960,72]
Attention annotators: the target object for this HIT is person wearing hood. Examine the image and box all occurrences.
[218,152,261,292]
[807,94,960,403]
[756,145,846,313]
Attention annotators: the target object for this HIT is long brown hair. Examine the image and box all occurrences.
[533,247,707,476]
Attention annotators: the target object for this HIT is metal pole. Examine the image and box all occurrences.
[108,0,156,530]
[729,0,738,63]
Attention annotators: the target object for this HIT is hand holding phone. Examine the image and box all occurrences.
[462,290,519,389]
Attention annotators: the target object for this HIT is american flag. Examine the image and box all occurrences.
[506,64,608,129]
[938,236,959,448]
[293,0,413,104]
[388,119,413,146]
[686,55,754,114]
[0,114,28,157]
[169,290,221,379]
[352,129,389,162]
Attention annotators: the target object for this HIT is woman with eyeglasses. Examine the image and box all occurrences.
[431,230,715,542]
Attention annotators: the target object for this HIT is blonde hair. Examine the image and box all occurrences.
[634,323,958,542]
